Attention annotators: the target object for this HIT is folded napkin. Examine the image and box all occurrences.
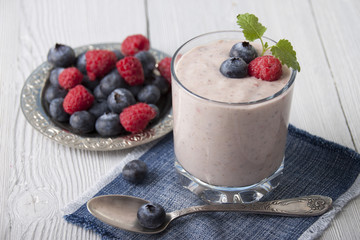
[63,125,360,240]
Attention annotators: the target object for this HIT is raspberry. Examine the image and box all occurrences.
[120,103,156,133]
[157,57,171,84]
[248,55,282,81]
[63,85,94,114]
[121,34,150,56]
[58,67,83,90]
[85,50,117,81]
[116,56,144,86]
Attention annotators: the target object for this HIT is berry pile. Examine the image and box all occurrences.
[44,34,172,136]
[220,41,282,81]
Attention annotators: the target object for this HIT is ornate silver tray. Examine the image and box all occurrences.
[20,43,173,151]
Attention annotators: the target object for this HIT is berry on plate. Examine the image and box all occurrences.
[63,85,94,114]
[100,69,127,96]
[95,112,124,137]
[49,67,64,87]
[69,111,96,134]
[220,57,248,78]
[137,202,166,229]
[135,51,156,77]
[116,56,144,86]
[122,159,148,183]
[89,101,109,118]
[157,57,171,84]
[248,55,282,81]
[121,34,150,56]
[47,43,76,68]
[107,88,136,113]
[120,103,156,133]
[49,98,69,122]
[85,49,117,81]
[229,41,258,63]
[137,85,161,104]
[76,52,87,74]
[44,85,67,103]
[151,75,169,95]
[58,67,83,90]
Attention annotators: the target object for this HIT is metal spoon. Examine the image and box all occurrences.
[87,194,332,234]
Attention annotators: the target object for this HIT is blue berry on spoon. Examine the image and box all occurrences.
[137,203,166,229]
[220,57,247,78]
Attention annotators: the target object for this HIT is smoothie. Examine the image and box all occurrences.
[172,38,294,187]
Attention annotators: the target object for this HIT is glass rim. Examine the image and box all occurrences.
[170,30,297,106]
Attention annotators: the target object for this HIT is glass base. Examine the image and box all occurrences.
[175,159,284,204]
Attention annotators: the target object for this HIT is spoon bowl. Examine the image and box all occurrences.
[87,194,332,234]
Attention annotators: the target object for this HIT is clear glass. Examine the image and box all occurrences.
[171,31,297,204]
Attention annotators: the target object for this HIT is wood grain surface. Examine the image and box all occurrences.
[0,0,359,239]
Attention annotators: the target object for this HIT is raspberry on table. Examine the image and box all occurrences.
[85,50,117,81]
[248,55,282,81]
[58,67,84,90]
[120,103,156,133]
[157,57,172,84]
[116,56,144,86]
[63,85,95,114]
[121,34,150,56]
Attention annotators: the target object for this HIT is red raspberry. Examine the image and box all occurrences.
[116,56,144,86]
[157,57,171,84]
[58,67,83,90]
[121,34,150,56]
[85,50,117,81]
[63,85,94,114]
[248,55,282,81]
[120,103,156,133]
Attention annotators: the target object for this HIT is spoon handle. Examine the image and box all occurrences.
[170,195,332,218]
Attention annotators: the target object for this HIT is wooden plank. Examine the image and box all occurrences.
[4,0,147,239]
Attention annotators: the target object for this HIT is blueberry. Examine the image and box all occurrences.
[148,104,160,120]
[137,85,161,104]
[49,98,69,122]
[94,85,108,102]
[220,57,248,78]
[76,52,87,74]
[122,160,148,183]
[47,43,76,67]
[100,70,127,95]
[89,101,109,118]
[44,85,67,103]
[127,84,143,96]
[113,49,124,61]
[152,75,169,94]
[95,112,124,137]
[229,41,258,64]
[49,67,64,87]
[82,75,100,91]
[135,51,156,76]
[137,203,166,229]
[107,88,136,113]
[69,111,95,134]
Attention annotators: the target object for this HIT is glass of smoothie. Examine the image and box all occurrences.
[171,31,297,204]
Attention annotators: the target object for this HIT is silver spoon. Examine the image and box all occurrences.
[87,194,332,234]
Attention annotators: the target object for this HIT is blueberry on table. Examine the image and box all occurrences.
[49,67,64,87]
[137,203,166,229]
[100,69,127,96]
[69,111,95,134]
[107,88,136,113]
[220,57,248,78]
[95,112,124,137]
[47,43,76,68]
[137,85,161,104]
[49,98,69,122]
[229,41,258,64]
[44,85,67,103]
[122,160,148,183]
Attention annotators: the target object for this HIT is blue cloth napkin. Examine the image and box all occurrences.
[64,125,360,240]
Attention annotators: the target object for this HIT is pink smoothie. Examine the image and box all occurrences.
[172,39,294,187]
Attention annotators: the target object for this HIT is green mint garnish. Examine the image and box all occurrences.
[236,13,301,72]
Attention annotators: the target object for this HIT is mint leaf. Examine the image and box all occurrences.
[237,13,267,41]
[271,39,301,72]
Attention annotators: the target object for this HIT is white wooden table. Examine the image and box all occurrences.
[1,0,359,239]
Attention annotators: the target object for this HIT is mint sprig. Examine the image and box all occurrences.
[236,13,301,72]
